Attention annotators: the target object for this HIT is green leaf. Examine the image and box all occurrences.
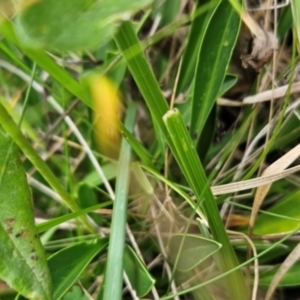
[260,260,300,287]
[168,234,221,271]
[218,74,238,97]
[0,100,95,232]
[48,239,108,300]
[15,0,152,51]
[62,285,90,300]
[77,184,103,225]
[278,5,293,41]
[124,245,156,297]
[253,189,300,235]
[190,1,240,139]
[0,130,52,300]
[81,163,117,187]
[152,0,181,27]
[177,73,237,127]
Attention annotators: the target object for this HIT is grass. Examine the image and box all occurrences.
[0,0,300,299]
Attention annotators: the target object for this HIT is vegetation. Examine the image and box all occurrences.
[0,0,300,299]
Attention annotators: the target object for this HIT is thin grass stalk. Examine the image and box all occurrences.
[103,103,137,300]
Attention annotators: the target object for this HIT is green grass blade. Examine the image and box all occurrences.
[291,0,300,49]
[260,260,300,287]
[0,41,31,73]
[190,1,241,139]
[163,108,248,299]
[177,0,219,93]
[122,127,154,167]
[37,202,112,233]
[103,102,137,300]
[114,21,171,140]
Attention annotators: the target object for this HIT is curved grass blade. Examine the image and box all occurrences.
[37,202,112,234]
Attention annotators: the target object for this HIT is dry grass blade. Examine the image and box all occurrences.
[264,242,300,300]
[249,144,300,234]
[217,81,300,106]
[211,164,300,195]
[243,82,300,104]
